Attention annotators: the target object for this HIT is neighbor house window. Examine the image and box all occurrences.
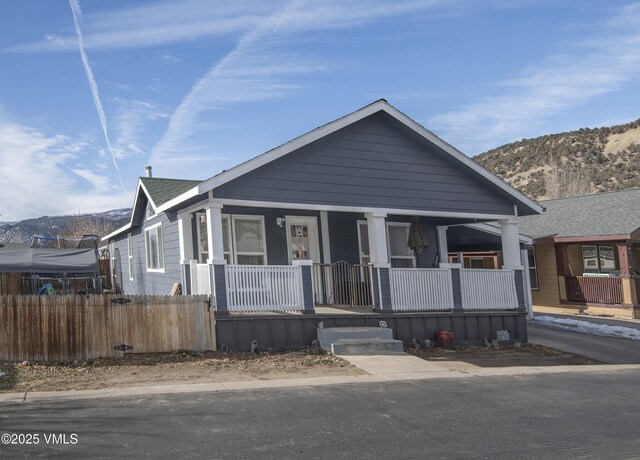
[527,246,538,290]
[582,245,617,274]
[358,221,415,268]
[144,223,164,271]
[469,258,485,269]
[231,216,266,265]
[127,234,134,281]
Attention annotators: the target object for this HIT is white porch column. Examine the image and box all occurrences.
[205,202,225,264]
[178,214,194,264]
[500,219,522,269]
[366,211,389,267]
[436,226,448,267]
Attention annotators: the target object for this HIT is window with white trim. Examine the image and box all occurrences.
[358,221,415,268]
[386,223,415,268]
[527,246,538,290]
[231,216,266,265]
[222,215,232,264]
[144,223,164,271]
[127,234,134,280]
[196,212,208,263]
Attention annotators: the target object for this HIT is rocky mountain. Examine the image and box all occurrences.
[474,117,640,199]
[0,209,131,245]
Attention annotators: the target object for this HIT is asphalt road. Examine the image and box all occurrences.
[2,371,640,459]
[528,317,640,364]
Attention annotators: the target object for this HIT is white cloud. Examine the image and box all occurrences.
[0,119,130,221]
[428,2,640,154]
[149,0,461,174]
[112,98,168,158]
[69,0,126,191]
[6,0,456,53]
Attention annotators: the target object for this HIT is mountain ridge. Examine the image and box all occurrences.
[0,209,131,244]
[474,117,640,200]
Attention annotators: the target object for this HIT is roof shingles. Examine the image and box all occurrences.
[517,189,640,240]
[140,177,200,208]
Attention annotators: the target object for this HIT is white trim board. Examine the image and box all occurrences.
[210,198,516,221]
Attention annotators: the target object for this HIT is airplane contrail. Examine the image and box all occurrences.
[69,0,126,192]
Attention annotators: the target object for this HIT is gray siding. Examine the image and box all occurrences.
[213,112,514,215]
[113,211,182,295]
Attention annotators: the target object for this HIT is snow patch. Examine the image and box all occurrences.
[532,315,640,341]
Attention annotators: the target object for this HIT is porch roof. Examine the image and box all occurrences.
[518,189,640,241]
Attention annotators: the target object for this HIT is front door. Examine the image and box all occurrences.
[286,216,321,263]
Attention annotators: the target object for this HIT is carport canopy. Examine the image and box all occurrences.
[0,248,99,273]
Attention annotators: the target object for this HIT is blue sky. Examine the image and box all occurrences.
[1,0,639,221]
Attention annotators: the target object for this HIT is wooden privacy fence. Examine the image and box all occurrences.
[0,295,215,362]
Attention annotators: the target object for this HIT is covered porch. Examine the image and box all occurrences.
[549,239,640,317]
[175,201,529,318]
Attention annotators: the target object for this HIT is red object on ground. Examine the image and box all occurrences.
[436,330,455,349]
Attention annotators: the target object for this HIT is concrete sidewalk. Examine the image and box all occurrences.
[2,359,640,404]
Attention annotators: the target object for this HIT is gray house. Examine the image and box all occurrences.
[104,100,542,347]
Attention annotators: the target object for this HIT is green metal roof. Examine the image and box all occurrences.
[140,177,201,208]
[517,189,640,240]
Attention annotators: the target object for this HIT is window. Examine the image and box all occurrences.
[357,222,371,266]
[358,221,415,268]
[527,246,538,290]
[127,234,134,280]
[222,216,232,263]
[582,245,617,274]
[196,212,208,263]
[387,223,415,268]
[145,202,156,220]
[469,258,485,269]
[231,216,266,265]
[144,223,164,271]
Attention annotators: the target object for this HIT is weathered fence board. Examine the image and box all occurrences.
[0,295,215,362]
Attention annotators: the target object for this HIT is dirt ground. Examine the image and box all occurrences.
[0,349,364,393]
[407,343,601,371]
[0,344,599,394]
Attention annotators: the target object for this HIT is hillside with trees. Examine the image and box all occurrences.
[474,117,640,199]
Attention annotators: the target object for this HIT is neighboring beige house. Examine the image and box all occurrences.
[518,189,640,319]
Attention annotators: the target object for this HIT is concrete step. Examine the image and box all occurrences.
[330,338,404,355]
[316,326,403,355]
[317,327,394,351]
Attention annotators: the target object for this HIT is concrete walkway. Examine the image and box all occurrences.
[336,351,455,380]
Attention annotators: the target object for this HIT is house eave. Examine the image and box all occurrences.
[197,100,543,216]
[552,234,632,244]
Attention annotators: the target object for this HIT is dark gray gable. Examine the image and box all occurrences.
[213,112,515,215]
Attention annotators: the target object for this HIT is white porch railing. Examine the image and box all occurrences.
[390,268,454,311]
[225,265,304,312]
[460,269,518,310]
[190,262,212,295]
